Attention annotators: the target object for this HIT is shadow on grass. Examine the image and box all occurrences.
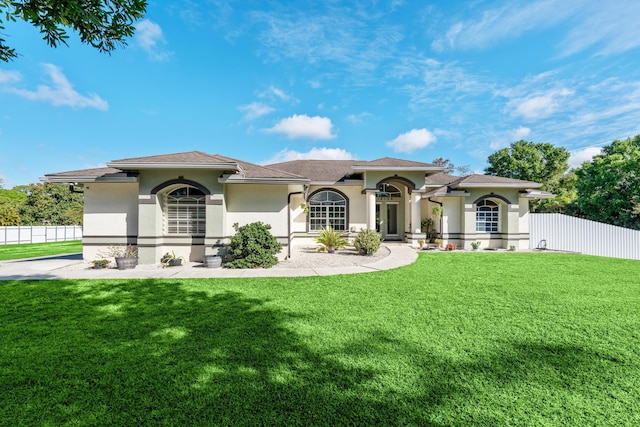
[1,279,635,425]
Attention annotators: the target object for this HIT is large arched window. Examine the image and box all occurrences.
[476,199,499,232]
[308,190,347,231]
[164,186,206,235]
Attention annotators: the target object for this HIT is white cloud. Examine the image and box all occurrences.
[386,128,437,153]
[432,0,640,58]
[508,88,573,120]
[559,0,640,57]
[432,0,575,52]
[511,126,531,140]
[346,112,372,124]
[264,147,355,164]
[0,69,22,84]
[258,86,292,102]
[238,102,275,121]
[264,114,336,140]
[135,19,172,61]
[7,64,108,110]
[569,146,602,169]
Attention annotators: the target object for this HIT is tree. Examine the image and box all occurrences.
[0,186,26,225]
[18,183,83,225]
[485,140,573,212]
[1,0,147,62]
[575,135,640,230]
[431,157,471,175]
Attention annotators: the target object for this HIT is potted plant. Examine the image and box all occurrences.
[418,239,425,249]
[509,245,516,251]
[100,245,139,270]
[91,259,110,269]
[434,238,443,249]
[314,227,349,253]
[445,243,457,251]
[160,251,185,268]
[471,241,481,251]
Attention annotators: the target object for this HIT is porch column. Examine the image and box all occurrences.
[366,190,377,230]
[411,192,422,233]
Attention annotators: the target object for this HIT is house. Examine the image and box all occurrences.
[42,151,551,264]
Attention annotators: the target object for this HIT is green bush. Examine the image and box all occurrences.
[224,222,282,269]
[353,228,382,255]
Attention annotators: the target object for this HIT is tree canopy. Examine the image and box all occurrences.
[485,140,572,212]
[16,183,83,225]
[575,135,640,230]
[431,157,471,175]
[0,0,147,61]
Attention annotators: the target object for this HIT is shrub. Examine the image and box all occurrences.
[224,222,282,269]
[353,229,382,255]
[314,227,349,252]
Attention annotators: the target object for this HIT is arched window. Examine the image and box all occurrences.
[164,186,206,235]
[308,190,347,231]
[476,199,499,232]
[377,183,402,198]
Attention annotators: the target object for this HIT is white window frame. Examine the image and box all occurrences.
[476,199,499,233]
[308,190,347,232]
[164,187,206,235]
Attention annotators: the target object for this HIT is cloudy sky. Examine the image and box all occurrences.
[1,0,639,186]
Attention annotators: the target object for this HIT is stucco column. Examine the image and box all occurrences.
[411,192,422,233]
[366,190,377,230]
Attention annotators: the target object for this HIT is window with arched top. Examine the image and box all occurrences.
[308,190,347,231]
[377,183,402,198]
[476,199,499,232]
[164,186,206,235]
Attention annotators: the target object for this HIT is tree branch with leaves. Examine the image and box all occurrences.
[1,0,147,61]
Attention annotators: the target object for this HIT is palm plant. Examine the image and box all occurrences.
[314,227,349,253]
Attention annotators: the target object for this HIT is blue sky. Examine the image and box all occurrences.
[1,0,640,187]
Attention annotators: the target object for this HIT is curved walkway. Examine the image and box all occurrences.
[0,244,418,280]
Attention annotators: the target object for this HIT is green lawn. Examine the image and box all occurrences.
[0,240,82,261]
[1,253,638,425]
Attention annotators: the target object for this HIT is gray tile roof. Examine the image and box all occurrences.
[266,160,361,182]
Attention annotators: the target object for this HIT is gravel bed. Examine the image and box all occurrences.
[277,245,391,269]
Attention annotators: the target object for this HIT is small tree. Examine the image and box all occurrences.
[314,227,349,253]
[225,222,281,269]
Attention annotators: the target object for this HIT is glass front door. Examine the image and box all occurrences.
[376,202,400,240]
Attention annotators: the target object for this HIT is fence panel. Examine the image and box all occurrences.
[530,214,640,260]
[0,226,83,245]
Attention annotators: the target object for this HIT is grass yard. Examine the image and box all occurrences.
[0,240,82,261]
[1,252,638,425]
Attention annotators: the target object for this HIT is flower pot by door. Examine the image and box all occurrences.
[115,257,138,270]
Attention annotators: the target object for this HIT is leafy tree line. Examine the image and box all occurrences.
[0,183,83,226]
[484,136,640,230]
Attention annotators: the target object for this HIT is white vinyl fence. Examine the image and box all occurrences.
[530,214,640,260]
[0,226,82,245]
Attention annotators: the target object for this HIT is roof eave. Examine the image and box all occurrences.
[519,189,556,199]
[452,182,542,189]
[106,161,239,170]
[218,176,310,185]
[351,166,443,172]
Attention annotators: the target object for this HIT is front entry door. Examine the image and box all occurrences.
[376,202,400,240]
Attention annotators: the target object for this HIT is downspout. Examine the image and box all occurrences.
[428,197,443,238]
[287,189,305,259]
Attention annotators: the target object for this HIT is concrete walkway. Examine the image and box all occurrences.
[0,244,418,280]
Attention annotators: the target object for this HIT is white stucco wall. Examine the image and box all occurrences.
[225,184,289,237]
[82,182,139,260]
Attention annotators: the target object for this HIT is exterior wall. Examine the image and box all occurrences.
[136,169,224,264]
[82,182,139,261]
[460,188,530,249]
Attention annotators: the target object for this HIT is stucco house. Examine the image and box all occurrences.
[42,151,551,264]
